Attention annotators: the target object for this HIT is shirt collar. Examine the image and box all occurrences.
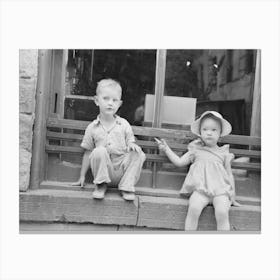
[92,115,122,126]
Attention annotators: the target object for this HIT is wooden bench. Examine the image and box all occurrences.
[45,117,261,191]
[19,117,261,231]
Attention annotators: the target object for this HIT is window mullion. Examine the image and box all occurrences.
[152,49,166,128]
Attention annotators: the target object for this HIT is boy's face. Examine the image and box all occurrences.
[94,87,122,117]
[200,117,221,147]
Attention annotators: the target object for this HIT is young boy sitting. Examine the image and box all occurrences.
[72,79,146,201]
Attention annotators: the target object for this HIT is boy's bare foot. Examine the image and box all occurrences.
[92,183,107,199]
[121,191,135,201]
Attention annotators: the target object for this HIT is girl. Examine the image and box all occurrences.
[156,111,241,231]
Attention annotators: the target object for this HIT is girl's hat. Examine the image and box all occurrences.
[191,111,232,137]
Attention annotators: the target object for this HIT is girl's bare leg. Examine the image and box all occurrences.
[213,195,231,230]
[185,191,209,230]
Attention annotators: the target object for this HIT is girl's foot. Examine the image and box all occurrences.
[122,191,135,201]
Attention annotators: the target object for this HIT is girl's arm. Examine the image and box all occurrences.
[224,156,242,207]
[157,139,193,167]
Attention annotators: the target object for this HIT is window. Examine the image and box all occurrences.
[37,49,258,189]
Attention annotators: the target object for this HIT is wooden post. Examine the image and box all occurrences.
[151,49,167,188]
[30,50,52,189]
[250,50,261,137]
[90,50,94,82]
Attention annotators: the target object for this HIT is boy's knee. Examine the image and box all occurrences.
[129,150,146,162]
[91,146,108,159]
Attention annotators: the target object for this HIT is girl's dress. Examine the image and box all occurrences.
[180,139,234,198]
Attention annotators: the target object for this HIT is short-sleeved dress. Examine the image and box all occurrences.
[180,139,234,199]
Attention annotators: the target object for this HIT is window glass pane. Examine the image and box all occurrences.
[65,49,156,126]
[164,49,257,135]
[64,98,97,121]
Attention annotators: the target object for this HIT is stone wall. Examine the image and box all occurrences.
[19,50,38,191]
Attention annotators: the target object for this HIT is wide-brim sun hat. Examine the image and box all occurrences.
[191,111,232,137]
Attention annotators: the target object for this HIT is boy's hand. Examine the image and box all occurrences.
[71,176,86,188]
[128,142,142,153]
[155,138,169,153]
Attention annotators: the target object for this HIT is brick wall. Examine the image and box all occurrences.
[19,50,38,191]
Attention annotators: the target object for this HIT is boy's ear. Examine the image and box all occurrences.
[119,100,123,107]
[93,95,99,106]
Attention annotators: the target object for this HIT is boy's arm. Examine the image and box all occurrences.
[158,139,193,167]
[72,150,91,187]
[124,119,143,153]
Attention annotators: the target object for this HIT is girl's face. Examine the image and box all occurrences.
[94,87,122,117]
[200,117,221,147]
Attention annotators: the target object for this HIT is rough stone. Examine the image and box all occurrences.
[19,113,34,152]
[19,189,261,231]
[19,148,32,191]
[20,189,139,226]
[137,195,261,231]
[19,78,37,113]
[19,50,38,78]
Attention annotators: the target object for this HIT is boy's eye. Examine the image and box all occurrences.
[103,97,109,100]
[113,99,118,102]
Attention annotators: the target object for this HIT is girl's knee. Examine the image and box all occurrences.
[215,206,229,221]
[188,203,203,217]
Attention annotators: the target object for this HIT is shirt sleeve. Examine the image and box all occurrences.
[123,119,136,145]
[186,139,202,163]
[222,144,235,163]
[81,123,95,151]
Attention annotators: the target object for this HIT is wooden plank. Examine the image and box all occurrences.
[45,144,260,171]
[133,125,192,138]
[219,135,261,146]
[64,95,95,101]
[47,117,261,147]
[47,118,89,130]
[46,131,83,141]
[46,144,84,154]
[231,161,261,171]
[46,131,261,159]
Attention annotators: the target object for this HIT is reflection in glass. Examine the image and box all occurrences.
[65,50,156,125]
[164,50,257,135]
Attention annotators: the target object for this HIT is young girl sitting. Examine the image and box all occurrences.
[156,111,241,231]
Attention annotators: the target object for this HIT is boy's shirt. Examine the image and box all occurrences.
[81,115,136,155]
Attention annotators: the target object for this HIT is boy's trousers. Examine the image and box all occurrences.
[89,146,146,192]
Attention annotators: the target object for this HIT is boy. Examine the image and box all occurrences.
[72,79,146,201]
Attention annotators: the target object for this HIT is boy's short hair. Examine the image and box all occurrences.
[96,79,122,97]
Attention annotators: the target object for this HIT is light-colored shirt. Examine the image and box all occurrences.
[81,115,135,155]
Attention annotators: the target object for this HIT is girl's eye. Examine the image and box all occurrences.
[103,97,109,100]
